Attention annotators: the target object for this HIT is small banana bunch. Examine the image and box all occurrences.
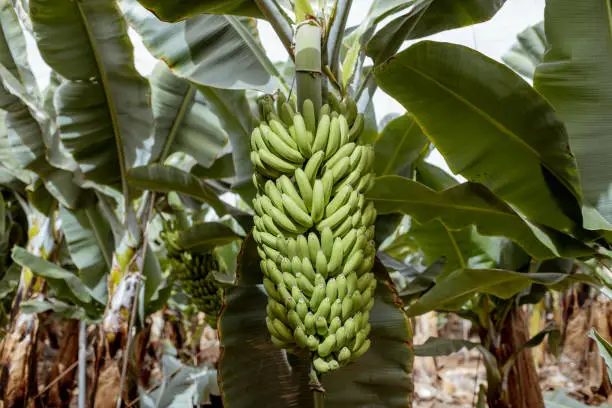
[250,94,377,373]
[162,231,224,329]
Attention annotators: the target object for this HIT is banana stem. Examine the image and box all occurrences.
[295,21,323,114]
[309,366,325,408]
[313,391,325,408]
[327,0,353,80]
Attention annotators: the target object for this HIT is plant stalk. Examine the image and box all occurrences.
[255,0,294,58]
[78,321,87,408]
[309,366,325,408]
[295,21,323,113]
[327,0,353,81]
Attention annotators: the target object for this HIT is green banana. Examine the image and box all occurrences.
[310,179,326,223]
[304,150,325,183]
[259,149,299,173]
[325,184,351,218]
[312,114,330,153]
[293,114,313,157]
[294,168,313,210]
[303,99,317,134]
[261,125,303,163]
[251,96,377,373]
[281,194,313,227]
[326,116,341,159]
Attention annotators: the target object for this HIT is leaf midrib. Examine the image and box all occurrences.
[372,195,517,219]
[75,1,128,197]
[382,118,417,175]
[414,270,528,309]
[444,226,466,269]
[392,56,576,198]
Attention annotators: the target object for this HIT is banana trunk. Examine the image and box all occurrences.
[0,210,57,406]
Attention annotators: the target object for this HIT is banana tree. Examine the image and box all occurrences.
[119,0,519,407]
[1,0,608,407]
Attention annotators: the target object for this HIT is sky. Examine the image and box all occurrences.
[25,0,545,172]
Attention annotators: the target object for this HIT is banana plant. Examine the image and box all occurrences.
[0,0,609,407]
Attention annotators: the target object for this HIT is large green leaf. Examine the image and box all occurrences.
[59,204,113,303]
[411,160,498,273]
[503,22,546,79]
[11,246,93,304]
[134,0,262,22]
[30,0,154,189]
[219,236,414,408]
[375,41,583,233]
[0,7,85,208]
[0,5,43,169]
[150,62,228,166]
[589,329,612,380]
[410,221,490,273]
[374,114,428,177]
[192,87,256,201]
[535,0,612,229]
[406,268,570,316]
[127,164,227,216]
[367,0,507,64]
[121,0,275,92]
[369,176,590,260]
[192,154,236,180]
[0,1,37,99]
[177,222,243,251]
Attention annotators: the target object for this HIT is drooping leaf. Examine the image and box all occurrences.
[367,0,507,64]
[414,337,501,392]
[19,298,89,320]
[121,0,275,92]
[501,325,560,383]
[192,86,257,202]
[411,162,496,272]
[59,204,113,303]
[192,154,236,180]
[177,222,243,252]
[0,263,21,298]
[0,13,44,170]
[0,2,36,98]
[31,0,154,189]
[535,0,612,229]
[134,0,262,22]
[502,21,546,79]
[142,243,164,305]
[128,164,227,216]
[406,268,571,317]
[217,234,313,407]
[415,160,457,191]
[374,114,428,177]
[321,259,414,408]
[11,246,93,304]
[150,62,229,166]
[373,213,404,248]
[375,41,584,233]
[589,329,612,380]
[410,221,488,273]
[145,354,214,407]
[369,176,591,260]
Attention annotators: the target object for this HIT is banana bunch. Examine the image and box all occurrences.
[250,94,377,373]
[162,231,224,329]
